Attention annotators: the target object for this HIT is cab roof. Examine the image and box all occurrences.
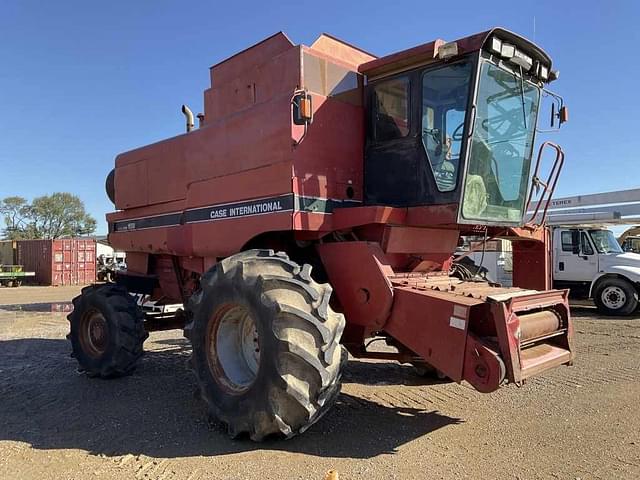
[359,27,552,80]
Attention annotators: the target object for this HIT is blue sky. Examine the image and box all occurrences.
[1,0,638,234]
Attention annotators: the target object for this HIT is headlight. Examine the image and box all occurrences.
[501,43,515,59]
[489,36,502,55]
[512,49,533,70]
[539,64,549,80]
[438,41,459,59]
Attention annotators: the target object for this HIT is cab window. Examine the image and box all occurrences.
[561,231,575,252]
[373,77,409,141]
[581,232,594,255]
[421,61,472,192]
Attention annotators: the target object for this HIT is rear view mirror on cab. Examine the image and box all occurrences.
[292,90,313,125]
[571,230,581,254]
[550,101,569,127]
[559,105,569,124]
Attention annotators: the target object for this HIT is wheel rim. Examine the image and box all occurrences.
[79,308,109,358]
[602,286,626,310]
[207,303,260,394]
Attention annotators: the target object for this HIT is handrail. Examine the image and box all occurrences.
[523,141,565,226]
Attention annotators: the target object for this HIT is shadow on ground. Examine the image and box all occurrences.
[0,337,462,459]
[569,303,640,321]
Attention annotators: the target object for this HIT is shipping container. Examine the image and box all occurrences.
[14,238,96,286]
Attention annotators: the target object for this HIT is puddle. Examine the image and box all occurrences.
[0,302,73,313]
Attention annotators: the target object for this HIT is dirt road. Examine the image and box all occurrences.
[1,286,639,479]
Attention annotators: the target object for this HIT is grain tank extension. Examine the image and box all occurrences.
[69,28,573,440]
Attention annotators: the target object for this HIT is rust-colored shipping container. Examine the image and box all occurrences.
[15,238,96,286]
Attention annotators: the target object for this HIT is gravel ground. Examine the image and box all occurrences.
[1,285,639,479]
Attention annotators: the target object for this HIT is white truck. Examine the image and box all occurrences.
[533,188,640,315]
[551,226,640,315]
[465,190,640,315]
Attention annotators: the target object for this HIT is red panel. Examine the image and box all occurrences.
[115,159,148,209]
[209,32,294,87]
[512,231,552,291]
[382,226,459,257]
[185,162,292,209]
[292,95,364,203]
[317,242,394,330]
[205,46,301,123]
[384,287,480,382]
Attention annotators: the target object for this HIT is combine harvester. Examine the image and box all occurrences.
[69,28,573,440]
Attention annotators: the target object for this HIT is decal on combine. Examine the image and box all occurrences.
[184,194,295,224]
[110,194,361,232]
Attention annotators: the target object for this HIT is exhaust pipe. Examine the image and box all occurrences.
[181,104,194,132]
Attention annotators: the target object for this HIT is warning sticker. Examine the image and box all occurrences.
[449,316,466,330]
[453,305,468,318]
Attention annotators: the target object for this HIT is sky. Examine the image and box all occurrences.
[1,0,639,235]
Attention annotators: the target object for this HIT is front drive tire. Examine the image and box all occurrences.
[185,250,346,441]
[594,278,639,316]
[68,284,148,377]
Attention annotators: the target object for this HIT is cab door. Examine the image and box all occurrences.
[364,74,420,206]
[554,228,598,281]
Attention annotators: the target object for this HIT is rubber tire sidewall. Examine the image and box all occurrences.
[69,286,144,376]
[594,278,639,316]
[190,277,283,426]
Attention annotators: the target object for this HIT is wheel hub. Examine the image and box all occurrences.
[80,309,109,358]
[207,304,260,394]
[602,286,626,310]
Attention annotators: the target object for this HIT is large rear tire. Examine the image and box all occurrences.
[594,278,639,316]
[185,249,346,441]
[68,284,148,377]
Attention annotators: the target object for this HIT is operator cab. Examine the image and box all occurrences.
[361,28,566,226]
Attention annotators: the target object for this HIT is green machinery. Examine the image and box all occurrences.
[0,265,35,287]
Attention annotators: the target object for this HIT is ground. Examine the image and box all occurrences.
[1,286,639,480]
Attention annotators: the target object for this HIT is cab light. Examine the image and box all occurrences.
[489,36,502,55]
[438,41,459,59]
[501,43,515,59]
[539,64,549,80]
[512,49,533,70]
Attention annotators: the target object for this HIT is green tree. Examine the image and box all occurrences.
[0,196,29,239]
[0,193,96,240]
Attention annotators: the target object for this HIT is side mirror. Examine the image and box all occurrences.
[550,102,569,128]
[292,92,313,126]
[559,106,569,124]
[571,230,581,255]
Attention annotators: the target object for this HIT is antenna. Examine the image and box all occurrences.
[533,16,536,43]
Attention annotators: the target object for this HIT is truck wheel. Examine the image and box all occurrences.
[185,249,346,441]
[67,284,148,377]
[594,278,639,316]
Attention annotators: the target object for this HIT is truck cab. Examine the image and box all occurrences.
[552,226,640,315]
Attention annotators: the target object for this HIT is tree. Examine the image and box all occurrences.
[0,196,29,239]
[0,193,97,240]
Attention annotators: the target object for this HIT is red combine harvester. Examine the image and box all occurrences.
[69,28,573,440]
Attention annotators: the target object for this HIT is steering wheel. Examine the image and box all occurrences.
[451,121,465,141]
